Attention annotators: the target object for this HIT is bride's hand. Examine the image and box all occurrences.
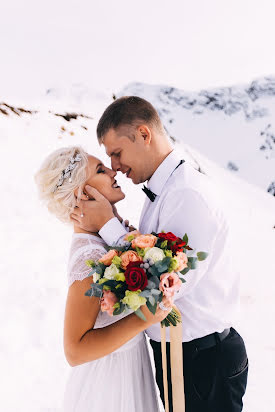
[140,296,173,326]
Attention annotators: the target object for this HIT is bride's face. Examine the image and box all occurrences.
[84,155,125,204]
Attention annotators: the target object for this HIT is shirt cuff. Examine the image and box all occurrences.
[99,217,128,246]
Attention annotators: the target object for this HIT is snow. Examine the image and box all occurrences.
[120,77,275,196]
[0,82,274,411]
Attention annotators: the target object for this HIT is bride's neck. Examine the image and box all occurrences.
[73,225,101,238]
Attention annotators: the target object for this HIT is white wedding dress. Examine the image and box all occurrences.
[62,233,160,412]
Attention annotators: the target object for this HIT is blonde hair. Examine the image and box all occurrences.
[34,146,89,223]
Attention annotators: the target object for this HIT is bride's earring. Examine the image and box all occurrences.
[80,191,89,200]
[82,190,90,199]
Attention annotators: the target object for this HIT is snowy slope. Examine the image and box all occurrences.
[120,76,275,196]
[0,83,274,411]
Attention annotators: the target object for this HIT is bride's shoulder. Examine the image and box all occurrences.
[67,234,107,287]
[70,233,107,252]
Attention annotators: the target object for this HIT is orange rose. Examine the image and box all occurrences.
[124,230,141,242]
[120,250,142,270]
[175,251,188,271]
[132,234,157,249]
[99,249,118,266]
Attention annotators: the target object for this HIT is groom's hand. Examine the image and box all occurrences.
[71,185,114,232]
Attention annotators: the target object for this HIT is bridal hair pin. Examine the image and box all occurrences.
[52,153,82,193]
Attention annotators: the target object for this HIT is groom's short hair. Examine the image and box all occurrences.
[97,96,163,143]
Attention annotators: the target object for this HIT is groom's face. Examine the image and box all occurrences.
[102,126,152,184]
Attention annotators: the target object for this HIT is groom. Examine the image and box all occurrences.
[72,96,248,411]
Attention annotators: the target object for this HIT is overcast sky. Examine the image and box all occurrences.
[1,0,275,99]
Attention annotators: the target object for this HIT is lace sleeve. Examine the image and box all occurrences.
[67,240,107,288]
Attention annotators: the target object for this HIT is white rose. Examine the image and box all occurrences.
[93,272,101,283]
[144,247,165,263]
[104,263,120,280]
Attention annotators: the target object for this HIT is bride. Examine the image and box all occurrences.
[35,145,171,412]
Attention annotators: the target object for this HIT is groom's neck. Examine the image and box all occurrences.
[147,147,174,181]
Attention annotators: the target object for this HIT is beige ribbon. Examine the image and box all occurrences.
[160,306,185,412]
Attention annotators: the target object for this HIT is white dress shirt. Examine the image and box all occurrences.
[99,150,240,342]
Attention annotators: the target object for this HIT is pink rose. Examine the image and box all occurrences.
[120,250,142,270]
[132,234,157,249]
[100,290,118,316]
[99,249,118,266]
[175,251,188,271]
[124,230,141,241]
[159,272,182,298]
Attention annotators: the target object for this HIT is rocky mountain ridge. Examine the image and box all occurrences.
[120,76,275,196]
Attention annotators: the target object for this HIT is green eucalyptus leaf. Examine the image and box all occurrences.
[147,276,160,289]
[135,308,147,322]
[146,299,157,315]
[148,295,156,306]
[180,267,190,276]
[158,293,163,303]
[155,257,171,273]
[87,269,96,276]
[105,244,131,252]
[148,265,159,277]
[85,284,103,298]
[197,251,208,261]
[187,257,197,270]
[94,263,106,276]
[84,288,93,297]
[147,279,157,289]
[151,288,161,296]
[139,290,152,298]
[182,233,188,244]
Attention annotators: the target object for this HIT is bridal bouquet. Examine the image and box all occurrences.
[85,231,208,327]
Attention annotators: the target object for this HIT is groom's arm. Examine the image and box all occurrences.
[159,187,225,296]
[99,217,128,246]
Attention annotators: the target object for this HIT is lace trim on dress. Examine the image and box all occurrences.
[67,235,107,287]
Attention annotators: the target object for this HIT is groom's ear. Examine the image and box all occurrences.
[138,125,152,145]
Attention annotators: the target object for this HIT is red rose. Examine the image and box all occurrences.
[171,239,187,253]
[158,232,187,253]
[157,232,178,242]
[125,263,148,291]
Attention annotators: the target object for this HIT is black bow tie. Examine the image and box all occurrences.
[142,160,185,202]
[142,185,157,202]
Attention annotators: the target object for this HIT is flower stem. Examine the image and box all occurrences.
[160,307,181,327]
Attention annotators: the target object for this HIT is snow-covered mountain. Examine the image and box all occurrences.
[120,76,275,196]
[0,78,274,411]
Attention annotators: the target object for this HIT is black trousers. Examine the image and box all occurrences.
[150,327,248,412]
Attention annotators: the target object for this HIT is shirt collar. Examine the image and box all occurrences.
[147,150,181,196]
